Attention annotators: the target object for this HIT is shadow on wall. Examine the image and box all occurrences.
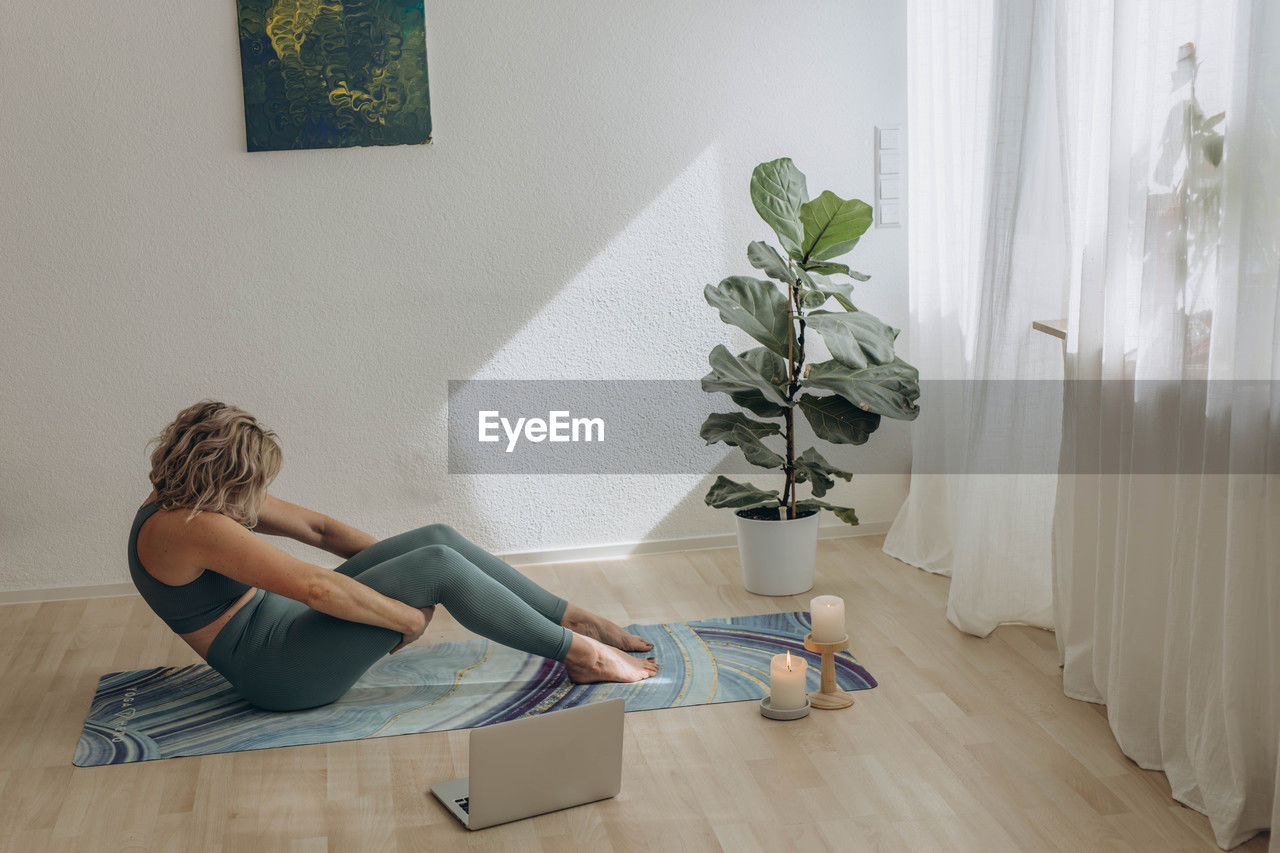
[0,1,903,588]
[365,1,905,552]
[241,1,757,506]
[110,2,770,548]
[436,140,914,553]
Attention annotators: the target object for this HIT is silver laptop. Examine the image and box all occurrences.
[430,698,625,830]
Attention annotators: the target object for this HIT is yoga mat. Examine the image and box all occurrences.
[73,611,876,766]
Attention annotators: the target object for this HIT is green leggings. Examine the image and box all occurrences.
[206,524,573,711]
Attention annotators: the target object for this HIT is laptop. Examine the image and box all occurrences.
[430,698,625,830]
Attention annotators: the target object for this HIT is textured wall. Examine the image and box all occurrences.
[0,1,908,592]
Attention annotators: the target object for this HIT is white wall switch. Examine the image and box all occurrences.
[876,126,902,150]
[874,125,904,228]
[877,150,902,175]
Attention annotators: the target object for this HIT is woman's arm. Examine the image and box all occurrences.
[183,511,423,636]
[315,515,378,560]
[253,494,378,559]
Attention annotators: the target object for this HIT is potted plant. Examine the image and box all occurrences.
[700,157,920,595]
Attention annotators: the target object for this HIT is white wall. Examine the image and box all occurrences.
[0,1,908,593]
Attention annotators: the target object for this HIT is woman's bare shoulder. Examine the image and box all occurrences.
[137,505,236,584]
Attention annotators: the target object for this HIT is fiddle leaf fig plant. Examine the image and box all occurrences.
[701,158,921,524]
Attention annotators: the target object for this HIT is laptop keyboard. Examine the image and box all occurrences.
[455,796,470,814]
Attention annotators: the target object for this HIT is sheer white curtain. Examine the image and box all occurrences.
[1053,1,1279,847]
[901,0,1280,840]
[897,0,1279,846]
[886,0,1067,636]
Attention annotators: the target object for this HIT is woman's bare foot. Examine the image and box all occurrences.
[563,633,659,684]
[561,603,654,653]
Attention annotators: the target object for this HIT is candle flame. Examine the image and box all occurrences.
[785,650,793,670]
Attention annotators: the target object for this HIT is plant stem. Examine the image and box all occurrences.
[782,317,793,518]
[781,269,806,520]
[782,407,794,518]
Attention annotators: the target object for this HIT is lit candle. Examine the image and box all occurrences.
[810,595,845,643]
[769,650,808,710]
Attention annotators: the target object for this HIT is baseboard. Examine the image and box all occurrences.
[0,521,891,606]
[0,581,139,605]
[501,520,891,566]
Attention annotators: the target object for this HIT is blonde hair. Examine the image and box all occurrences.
[147,400,283,527]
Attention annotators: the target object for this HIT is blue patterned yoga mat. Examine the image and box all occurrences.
[74,611,876,766]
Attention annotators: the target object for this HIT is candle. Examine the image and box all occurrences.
[810,595,845,643]
[769,650,808,709]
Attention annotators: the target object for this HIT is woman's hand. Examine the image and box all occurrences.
[390,605,436,654]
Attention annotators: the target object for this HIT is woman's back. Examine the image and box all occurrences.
[128,499,251,634]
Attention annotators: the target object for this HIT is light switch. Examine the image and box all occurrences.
[874,125,904,228]
[877,126,902,150]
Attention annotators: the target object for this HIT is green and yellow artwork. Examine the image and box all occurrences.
[235,0,431,152]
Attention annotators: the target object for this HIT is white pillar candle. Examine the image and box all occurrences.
[769,650,808,710]
[810,595,846,643]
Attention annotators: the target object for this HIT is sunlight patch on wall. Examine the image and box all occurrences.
[473,144,728,381]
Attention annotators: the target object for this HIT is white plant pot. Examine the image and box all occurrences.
[734,509,820,596]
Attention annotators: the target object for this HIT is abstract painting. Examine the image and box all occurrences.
[235,0,431,152]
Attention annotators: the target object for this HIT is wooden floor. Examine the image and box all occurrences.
[0,535,1269,852]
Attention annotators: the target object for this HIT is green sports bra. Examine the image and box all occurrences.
[127,500,251,633]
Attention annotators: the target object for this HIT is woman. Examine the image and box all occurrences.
[130,400,658,712]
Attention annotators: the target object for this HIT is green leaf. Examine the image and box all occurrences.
[747,241,794,284]
[798,270,857,311]
[792,447,852,498]
[705,475,781,510]
[802,358,921,420]
[805,260,871,281]
[805,261,849,276]
[795,498,860,526]
[797,393,881,444]
[804,309,898,369]
[699,413,784,469]
[799,288,828,309]
[721,347,792,416]
[750,158,808,260]
[798,191,873,264]
[700,411,782,440]
[729,389,788,418]
[703,277,790,358]
[701,345,789,407]
[739,346,791,392]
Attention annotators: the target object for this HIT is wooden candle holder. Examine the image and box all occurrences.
[803,633,855,710]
